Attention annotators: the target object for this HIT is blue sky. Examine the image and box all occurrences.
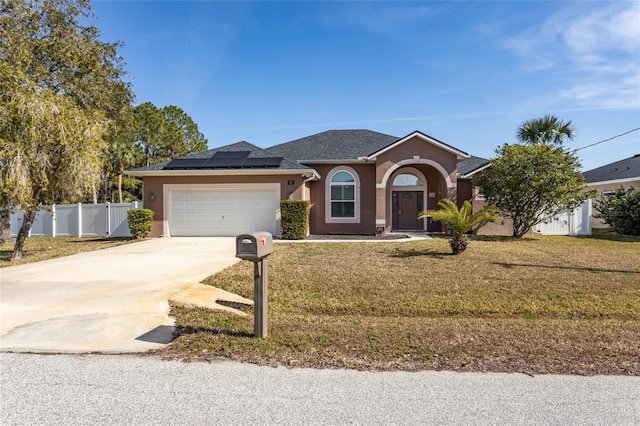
[91,1,639,171]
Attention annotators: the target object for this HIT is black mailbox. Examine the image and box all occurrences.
[236,232,273,261]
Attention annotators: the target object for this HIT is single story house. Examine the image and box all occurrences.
[127,129,478,238]
[583,154,640,229]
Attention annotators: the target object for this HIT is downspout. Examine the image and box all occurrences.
[301,174,316,201]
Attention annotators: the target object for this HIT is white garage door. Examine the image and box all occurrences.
[170,189,278,236]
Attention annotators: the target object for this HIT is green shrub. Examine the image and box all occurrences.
[127,208,154,239]
[280,200,310,239]
[595,188,640,236]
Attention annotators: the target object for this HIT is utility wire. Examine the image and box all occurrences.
[573,127,640,152]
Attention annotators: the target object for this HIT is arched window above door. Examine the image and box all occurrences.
[392,173,422,187]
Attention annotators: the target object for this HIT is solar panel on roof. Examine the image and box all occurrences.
[164,151,283,170]
[204,151,251,168]
[242,157,282,168]
[164,158,208,169]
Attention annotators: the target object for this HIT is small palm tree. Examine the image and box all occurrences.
[418,199,500,255]
[517,115,575,146]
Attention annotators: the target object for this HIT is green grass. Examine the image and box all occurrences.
[161,235,640,375]
[0,237,133,267]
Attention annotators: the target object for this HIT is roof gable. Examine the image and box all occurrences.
[582,154,640,184]
[368,131,469,160]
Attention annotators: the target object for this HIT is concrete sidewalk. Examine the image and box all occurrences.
[0,238,251,353]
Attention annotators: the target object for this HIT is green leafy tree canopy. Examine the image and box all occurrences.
[0,0,132,260]
[476,143,594,238]
[594,188,640,236]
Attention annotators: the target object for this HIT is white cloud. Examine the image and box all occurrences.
[499,2,640,109]
[562,4,640,54]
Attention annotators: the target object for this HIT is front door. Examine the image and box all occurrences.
[392,191,424,230]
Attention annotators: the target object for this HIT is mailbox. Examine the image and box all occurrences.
[236,232,273,261]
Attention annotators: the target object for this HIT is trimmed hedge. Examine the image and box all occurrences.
[127,208,154,239]
[280,200,310,240]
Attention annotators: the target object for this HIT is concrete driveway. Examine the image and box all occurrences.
[0,238,247,353]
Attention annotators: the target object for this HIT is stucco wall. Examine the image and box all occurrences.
[307,164,377,234]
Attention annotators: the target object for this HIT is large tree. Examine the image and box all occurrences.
[517,114,575,146]
[476,143,594,238]
[103,105,143,203]
[134,102,208,166]
[0,0,132,260]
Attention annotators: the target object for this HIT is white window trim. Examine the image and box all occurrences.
[325,166,360,224]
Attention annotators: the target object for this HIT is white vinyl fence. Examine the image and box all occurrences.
[533,199,592,236]
[10,202,143,238]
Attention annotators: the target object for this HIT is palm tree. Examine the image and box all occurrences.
[418,199,500,255]
[517,115,575,146]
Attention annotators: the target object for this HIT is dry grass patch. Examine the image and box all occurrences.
[0,237,132,267]
[160,235,640,375]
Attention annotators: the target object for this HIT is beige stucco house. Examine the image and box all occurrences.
[127,129,475,238]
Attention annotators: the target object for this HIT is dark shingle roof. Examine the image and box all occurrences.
[582,154,640,183]
[267,130,399,161]
[129,141,310,172]
[457,156,490,177]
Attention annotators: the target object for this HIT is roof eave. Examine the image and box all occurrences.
[298,159,376,165]
[125,168,320,179]
[585,177,640,186]
[458,163,492,179]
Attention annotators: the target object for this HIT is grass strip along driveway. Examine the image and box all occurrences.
[0,237,132,267]
[160,235,640,376]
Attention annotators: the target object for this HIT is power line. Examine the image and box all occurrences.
[573,127,640,152]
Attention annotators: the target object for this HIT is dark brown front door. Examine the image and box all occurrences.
[392,191,424,230]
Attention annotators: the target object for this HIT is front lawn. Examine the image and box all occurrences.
[163,235,640,375]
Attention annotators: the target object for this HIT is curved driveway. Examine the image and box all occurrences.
[0,238,240,353]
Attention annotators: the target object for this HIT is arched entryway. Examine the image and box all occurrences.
[390,168,427,231]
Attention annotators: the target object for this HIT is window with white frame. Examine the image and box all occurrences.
[330,171,356,218]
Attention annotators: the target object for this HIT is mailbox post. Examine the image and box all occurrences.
[235,232,273,338]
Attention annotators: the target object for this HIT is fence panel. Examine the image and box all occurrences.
[535,199,592,236]
[537,211,571,235]
[109,203,139,237]
[29,209,54,237]
[55,204,79,237]
[81,204,108,237]
[10,202,142,238]
[573,199,592,236]
[10,210,24,236]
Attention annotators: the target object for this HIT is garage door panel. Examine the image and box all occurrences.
[169,189,277,237]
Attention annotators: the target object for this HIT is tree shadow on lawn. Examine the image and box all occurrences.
[469,235,537,242]
[493,262,640,274]
[390,247,451,259]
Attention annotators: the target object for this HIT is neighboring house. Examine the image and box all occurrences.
[583,154,640,229]
[127,130,470,237]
